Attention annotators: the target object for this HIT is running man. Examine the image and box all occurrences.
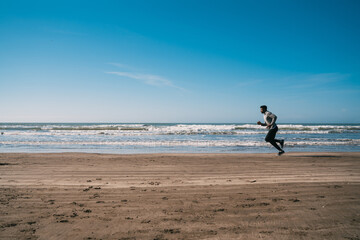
[257,105,285,155]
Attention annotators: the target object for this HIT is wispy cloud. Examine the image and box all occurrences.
[107,62,139,71]
[106,71,173,87]
[106,63,186,91]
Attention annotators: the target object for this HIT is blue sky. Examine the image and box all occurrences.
[0,0,359,123]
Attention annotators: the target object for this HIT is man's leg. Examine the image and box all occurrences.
[274,138,284,148]
[265,128,283,151]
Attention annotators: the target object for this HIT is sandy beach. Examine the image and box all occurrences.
[0,152,359,239]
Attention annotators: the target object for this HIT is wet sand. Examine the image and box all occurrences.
[0,152,359,239]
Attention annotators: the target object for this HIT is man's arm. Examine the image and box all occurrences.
[257,121,267,126]
[266,112,277,127]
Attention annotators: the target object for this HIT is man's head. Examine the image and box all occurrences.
[260,105,267,113]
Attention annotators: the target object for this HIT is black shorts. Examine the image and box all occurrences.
[265,126,278,142]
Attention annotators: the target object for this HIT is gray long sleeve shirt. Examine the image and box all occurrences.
[263,111,277,129]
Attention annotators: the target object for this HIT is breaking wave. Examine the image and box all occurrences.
[1,123,359,153]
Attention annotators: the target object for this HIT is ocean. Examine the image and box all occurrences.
[0,123,359,154]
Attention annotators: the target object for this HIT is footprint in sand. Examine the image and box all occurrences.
[3,223,17,227]
[90,193,100,199]
[258,202,270,206]
[72,203,85,207]
[239,204,254,208]
[70,212,78,218]
[163,228,180,234]
[246,198,256,201]
[213,208,225,212]
[272,198,283,202]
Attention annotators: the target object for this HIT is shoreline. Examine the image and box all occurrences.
[1,152,359,239]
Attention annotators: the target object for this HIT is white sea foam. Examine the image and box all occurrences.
[1,129,353,136]
[1,123,359,133]
[1,123,359,152]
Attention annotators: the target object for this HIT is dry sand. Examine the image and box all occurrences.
[0,152,359,239]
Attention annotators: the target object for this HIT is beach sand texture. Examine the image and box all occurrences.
[0,152,359,239]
